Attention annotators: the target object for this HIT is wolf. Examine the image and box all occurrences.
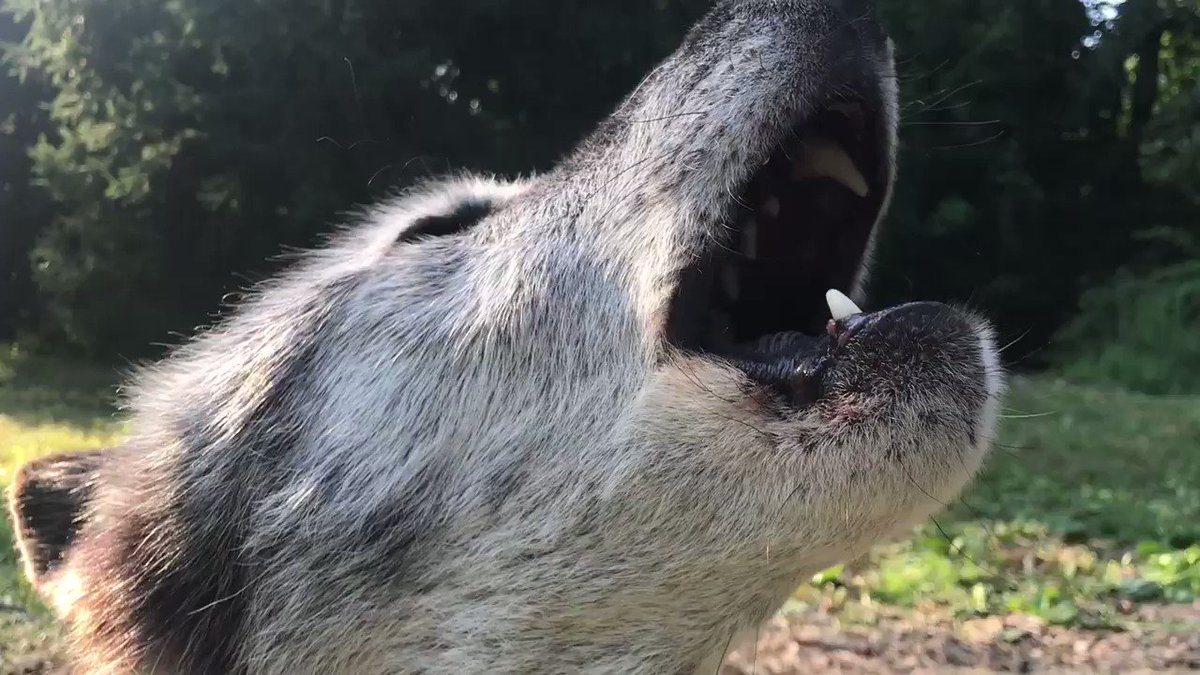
[8,0,1004,672]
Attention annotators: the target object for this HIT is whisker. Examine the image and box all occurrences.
[928,516,1017,591]
[900,78,981,117]
[995,442,1039,452]
[753,623,761,675]
[998,330,1033,354]
[901,119,1001,127]
[924,130,1007,151]
[627,110,712,124]
[997,411,1059,420]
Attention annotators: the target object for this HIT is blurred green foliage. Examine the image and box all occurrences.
[1,0,709,354]
[805,375,1200,626]
[0,0,1197,372]
[1056,249,1199,394]
[869,0,1199,377]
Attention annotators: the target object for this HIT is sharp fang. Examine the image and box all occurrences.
[762,197,780,219]
[742,219,758,259]
[792,137,870,197]
[826,289,862,321]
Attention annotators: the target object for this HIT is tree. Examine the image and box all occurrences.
[870,0,1199,363]
[0,8,52,342]
[7,0,707,356]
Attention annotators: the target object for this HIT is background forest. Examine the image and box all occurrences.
[1,0,1197,388]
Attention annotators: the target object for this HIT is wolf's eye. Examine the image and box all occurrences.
[396,199,494,244]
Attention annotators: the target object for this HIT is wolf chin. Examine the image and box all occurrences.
[8,0,1004,673]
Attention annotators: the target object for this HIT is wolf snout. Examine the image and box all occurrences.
[727,0,875,9]
[725,0,879,21]
[836,302,997,398]
[866,302,975,335]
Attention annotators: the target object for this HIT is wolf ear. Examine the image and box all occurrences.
[7,449,109,591]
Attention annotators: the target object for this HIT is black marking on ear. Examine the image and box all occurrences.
[7,449,109,586]
[396,199,494,244]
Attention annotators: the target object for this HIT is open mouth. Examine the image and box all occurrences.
[666,94,891,378]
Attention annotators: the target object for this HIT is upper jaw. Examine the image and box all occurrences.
[663,89,895,361]
[644,6,897,358]
[549,1,898,360]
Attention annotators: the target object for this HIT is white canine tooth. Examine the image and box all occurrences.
[792,137,870,197]
[762,197,780,219]
[741,219,758,259]
[826,289,862,321]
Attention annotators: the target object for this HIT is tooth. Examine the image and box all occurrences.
[742,220,758,259]
[826,289,862,321]
[792,137,870,197]
[762,197,780,219]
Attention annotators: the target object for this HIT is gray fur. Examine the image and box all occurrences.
[9,1,1004,673]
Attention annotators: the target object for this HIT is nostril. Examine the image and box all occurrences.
[787,365,826,408]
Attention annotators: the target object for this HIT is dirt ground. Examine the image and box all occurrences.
[4,606,1199,674]
[724,604,1200,674]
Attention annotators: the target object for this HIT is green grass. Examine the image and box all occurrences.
[0,348,1198,664]
[0,346,122,671]
[803,376,1200,628]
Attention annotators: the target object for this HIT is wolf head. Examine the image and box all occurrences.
[10,1,1003,672]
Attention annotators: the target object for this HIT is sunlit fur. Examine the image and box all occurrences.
[9,2,1003,673]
